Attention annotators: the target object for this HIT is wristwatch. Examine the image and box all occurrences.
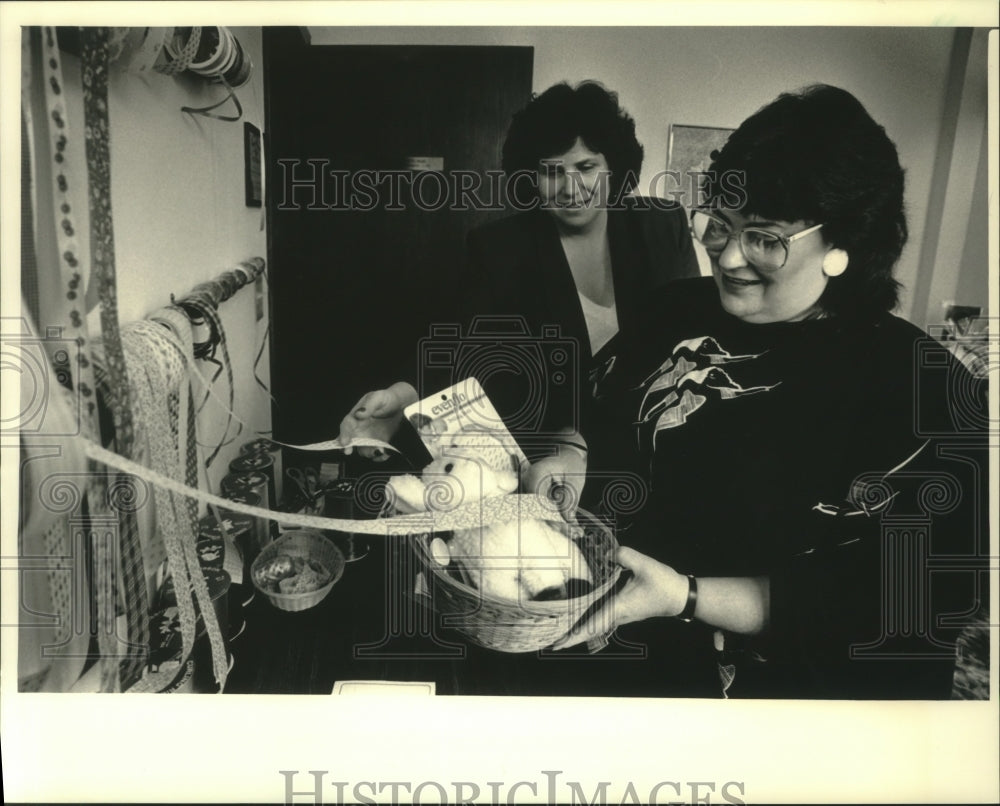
[676,574,698,622]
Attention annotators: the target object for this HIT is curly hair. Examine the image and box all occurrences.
[706,84,906,318]
[501,81,644,208]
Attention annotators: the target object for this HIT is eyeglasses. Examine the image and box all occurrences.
[691,210,824,270]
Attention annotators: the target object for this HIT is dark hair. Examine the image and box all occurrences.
[707,84,906,317]
[501,81,644,207]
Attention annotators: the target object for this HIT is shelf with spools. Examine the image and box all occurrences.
[113,26,252,121]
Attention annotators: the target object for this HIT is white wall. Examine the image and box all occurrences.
[909,27,992,327]
[70,27,272,490]
[309,25,988,326]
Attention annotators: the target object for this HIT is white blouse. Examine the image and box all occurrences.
[578,292,619,355]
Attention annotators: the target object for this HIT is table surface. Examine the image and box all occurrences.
[222,532,647,696]
[218,458,709,698]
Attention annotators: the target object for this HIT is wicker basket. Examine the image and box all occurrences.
[410,509,621,653]
[251,530,345,612]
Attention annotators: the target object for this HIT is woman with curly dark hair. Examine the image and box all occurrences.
[500,80,645,213]
[556,85,985,700]
[470,80,696,362]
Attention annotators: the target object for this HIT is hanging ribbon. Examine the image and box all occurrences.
[121,321,229,690]
[249,263,274,404]
[253,320,274,405]
[40,28,97,409]
[181,75,244,122]
[20,27,111,693]
[130,329,399,457]
[163,257,269,459]
[21,34,41,325]
[80,27,150,692]
[154,307,383,458]
[178,295,240,466]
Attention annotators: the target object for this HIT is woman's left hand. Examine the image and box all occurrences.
[552,546,690,650]
[337,382,418,460]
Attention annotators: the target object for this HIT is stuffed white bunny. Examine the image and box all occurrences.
[387,444,592,603]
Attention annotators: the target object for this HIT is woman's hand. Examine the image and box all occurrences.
[554,548,771,649]
[552,546,690,649]
[337,382,418,460]
[521,429,588,518]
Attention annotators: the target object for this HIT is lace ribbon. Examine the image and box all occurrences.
[85,439,566,536]
[121,321,229,691]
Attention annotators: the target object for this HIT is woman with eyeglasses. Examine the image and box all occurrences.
[556,84,985,699]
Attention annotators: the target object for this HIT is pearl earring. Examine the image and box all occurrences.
[822,249,849,277]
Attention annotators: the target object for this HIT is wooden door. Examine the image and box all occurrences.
[263,30,533,442]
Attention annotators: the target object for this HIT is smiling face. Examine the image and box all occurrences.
[708,209,831,324]
[536,137,610,232]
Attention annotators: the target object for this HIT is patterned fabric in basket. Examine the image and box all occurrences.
[251,530,345,612]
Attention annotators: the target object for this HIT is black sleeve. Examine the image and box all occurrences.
[764,330,987,699]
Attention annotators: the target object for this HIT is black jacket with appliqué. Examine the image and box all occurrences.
[593,277,987,699]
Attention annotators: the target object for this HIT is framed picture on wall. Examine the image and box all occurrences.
[666,124,735,210]
[244,122,263,207]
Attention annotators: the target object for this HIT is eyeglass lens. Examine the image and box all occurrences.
[691,211,787,269]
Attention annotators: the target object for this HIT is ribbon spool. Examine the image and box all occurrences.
[326,479,370,562]
[147,608,190,685]
[222,470,269,502]
[184,25,253,95]
[187,281,224,308]
[229,454,276,522]
[158,26,249,121]
[187,26,233,78]
[221,471,271,532]
[233,263,254,286]
[189,27,253,88]
[240,439,283,505]
[198,512,254,559]
[223,36,253,88]
[116,27,251,121]
[215,271,241,303]
[155,27,202,76]
[201,510,257,619]
[119,27,173,75]
[158,568,232,671]
[220,490,269,558]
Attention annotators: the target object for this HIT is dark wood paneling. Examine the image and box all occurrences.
[263,31,533,442]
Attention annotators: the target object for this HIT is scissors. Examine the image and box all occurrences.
[285,467,322,504]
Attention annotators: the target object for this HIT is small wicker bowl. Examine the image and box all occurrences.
[410,509,621,653]
[251,530,345,612]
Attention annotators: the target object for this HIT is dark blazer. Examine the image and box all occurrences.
[461,200,700,470]
[465,200,701,367]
